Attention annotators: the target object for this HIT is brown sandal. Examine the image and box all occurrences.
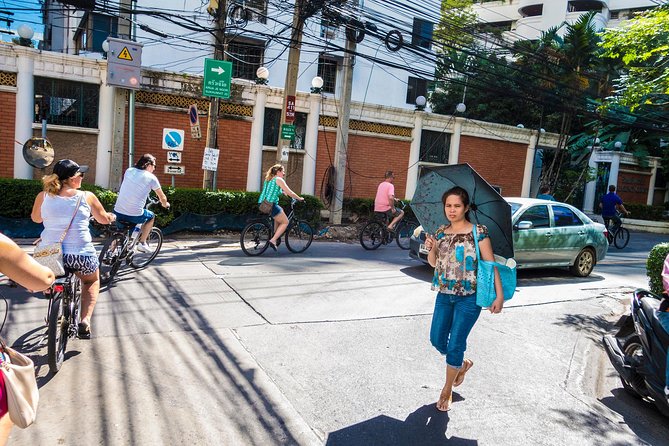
[454,359,473,387]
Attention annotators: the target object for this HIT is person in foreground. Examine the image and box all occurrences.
[0,233,55,444]
[114,154,170,252]
[31,159,116,339]
[258,164,304,250]
[660,253,669,402]
[424,186,504,411]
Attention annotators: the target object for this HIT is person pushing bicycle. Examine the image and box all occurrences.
[114,154,170,253]
[599,184,629,234]
[374,170,404,232]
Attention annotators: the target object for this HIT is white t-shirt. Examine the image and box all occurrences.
[114,168,161,216]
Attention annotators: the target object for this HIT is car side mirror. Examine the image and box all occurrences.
[514,221,533,230]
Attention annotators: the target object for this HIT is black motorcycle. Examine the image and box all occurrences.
[603,289,669,417]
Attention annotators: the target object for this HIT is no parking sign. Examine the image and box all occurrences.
[162,128,185,151]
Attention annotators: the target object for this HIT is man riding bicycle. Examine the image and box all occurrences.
[374,170,404,231]
[114,154,170,252]
[599,184,629,234]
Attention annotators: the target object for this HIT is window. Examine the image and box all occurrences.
[34,77,99,128]
[317,56,338,94]
[320,18,338,39]
[74,12,118,53]
[552,206,583,227]
[420,130,449,164]
[262,108,307,150]
[406,76,427,104]
[412,18,433,49]
[230,0,267,23]
[518,205,550,228]
[567,1,602,13]
[228,39,265,80]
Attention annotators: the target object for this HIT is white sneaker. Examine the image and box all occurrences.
[136,242,151,253]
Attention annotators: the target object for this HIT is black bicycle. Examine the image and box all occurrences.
[360,201,419,250]
[43,270,81,374]
[240,199,314,256]
[604,211,630,249]
[98,199,163,285]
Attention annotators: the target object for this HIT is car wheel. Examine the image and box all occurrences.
[570,248,595,277]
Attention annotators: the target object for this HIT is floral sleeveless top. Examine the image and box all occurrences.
[431,224,489,296]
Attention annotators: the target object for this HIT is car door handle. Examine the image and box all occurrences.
[578,231,586,235]
[545,233,552,237]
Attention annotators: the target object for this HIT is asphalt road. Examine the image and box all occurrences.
[2,231,668,445]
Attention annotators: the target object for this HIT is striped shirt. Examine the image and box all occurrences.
[259,178,282,204]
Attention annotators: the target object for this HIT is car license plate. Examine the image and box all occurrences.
[419,244,429,255]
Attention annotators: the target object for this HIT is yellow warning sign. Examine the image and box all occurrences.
[117,47,133,61]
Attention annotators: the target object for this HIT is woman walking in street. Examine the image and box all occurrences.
[258,164,304,251]
[424,186,504,411]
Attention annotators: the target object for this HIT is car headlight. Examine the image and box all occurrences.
[413,226,424,238]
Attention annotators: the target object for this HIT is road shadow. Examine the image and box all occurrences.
[552,313,615,344]
[325,404,478,446]
[599,388,669,446]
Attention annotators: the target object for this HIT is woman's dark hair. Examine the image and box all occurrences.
[442,186,471,221]
[135,154,156,170]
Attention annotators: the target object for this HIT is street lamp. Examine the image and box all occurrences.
[455,102,466,114]
[255,66,269,85]
[311,76,324,94]
[415,95,426,111]
[516,124,524,129]
[101,39,109,59]
[17,24,34,47]
[614,141,623,150]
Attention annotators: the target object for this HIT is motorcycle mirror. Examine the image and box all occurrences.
[22,137,55,168]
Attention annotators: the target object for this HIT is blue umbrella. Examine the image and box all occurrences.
[412,163,514,259]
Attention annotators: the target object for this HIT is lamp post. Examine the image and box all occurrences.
[311,76,323,94]
[255,66,269,85]
[614,141,623,150]
[415,95,426,111]
[17,24,34,47]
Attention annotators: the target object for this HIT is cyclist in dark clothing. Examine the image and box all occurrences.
[599,185,629,233]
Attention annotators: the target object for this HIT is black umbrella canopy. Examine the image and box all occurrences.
[411,163,514,259]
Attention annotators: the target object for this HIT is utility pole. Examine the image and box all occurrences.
[275,0,306,170]
[330,1,358,224]
[203,0,228,190]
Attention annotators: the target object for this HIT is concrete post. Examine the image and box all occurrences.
[521,134,537,198]
[14,54,34,179]
[648,159,658,205]
[609,152,621,188]
[583,150,598,213]
[246,86,267,192]
[448,118,463,165]
[95,67,115,188]
[301,93,321,195]
[109,88,127,191]
[405,111,423,199]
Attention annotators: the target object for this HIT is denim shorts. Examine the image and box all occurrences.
[271,204,283,217]
[114,209,155,225]
[63,254,99,275]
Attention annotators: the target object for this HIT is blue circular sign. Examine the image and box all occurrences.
[165,131,182,148]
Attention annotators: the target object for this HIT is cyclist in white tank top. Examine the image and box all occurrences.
[31,159,116,339]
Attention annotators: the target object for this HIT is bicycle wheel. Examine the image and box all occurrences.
[395,221,418,250]
[47,297,68,374]
[99,233,125,285]
[360,221,385,250]
[241,221,271,256]
[130,228,163,268]
[285,220,314,253]
[614,227,630,249]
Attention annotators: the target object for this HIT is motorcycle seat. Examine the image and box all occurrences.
[641,297,669,348]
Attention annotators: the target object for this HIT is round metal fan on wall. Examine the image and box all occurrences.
[22,137,55,168]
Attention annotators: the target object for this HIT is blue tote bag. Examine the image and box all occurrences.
[473,225,517,308]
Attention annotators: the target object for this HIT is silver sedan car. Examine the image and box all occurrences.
[410,197,609,277]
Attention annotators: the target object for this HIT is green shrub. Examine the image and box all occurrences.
[342,197,416,221]
[626,203,668,222]
[647,243,669,294]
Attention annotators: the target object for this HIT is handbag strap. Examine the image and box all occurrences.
[58,192,84,243]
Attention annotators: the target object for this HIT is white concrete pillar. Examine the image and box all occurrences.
[246,86,267,192]
[95,68,114,188]
[583,151,598,213]
[405,111,423,199]
[609,152,621,188]
[647,159,658,205]
[14,55,34,179]
[301,93,321,195]
[448,118,463,165]
[521,134,537,198]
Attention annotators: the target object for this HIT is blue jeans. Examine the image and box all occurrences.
[430,292,482,368]
[658,311,669,388]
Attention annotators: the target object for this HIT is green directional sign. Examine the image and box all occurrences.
[281,124,296,140]
[203,59,233,99]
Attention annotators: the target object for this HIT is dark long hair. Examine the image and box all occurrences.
[135,154,156,170]
[442,186,471,222]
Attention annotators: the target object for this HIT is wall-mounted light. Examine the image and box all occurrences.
[17,24,34,47]
[614,141,623,149]
[255,66,269,85]
[311,76,324,94]
[415,95,426,111]
[516,124,524,129]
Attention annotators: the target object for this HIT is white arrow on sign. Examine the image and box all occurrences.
[211,66,225,75]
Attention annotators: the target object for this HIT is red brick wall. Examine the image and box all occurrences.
[0,91,16,178]
[458,136,527,197]
[618,171,651,204]
[125,107,251,190]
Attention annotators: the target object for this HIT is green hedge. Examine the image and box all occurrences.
[626,203,668,222]
[647,243,669,295]
[343,197,417,221]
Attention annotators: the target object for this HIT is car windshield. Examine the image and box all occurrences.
[508,202,522,216]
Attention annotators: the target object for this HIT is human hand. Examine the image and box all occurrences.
[489,296,504,314]
[424,234,436,251]
[164,201,171,209]
[298,196,305,202]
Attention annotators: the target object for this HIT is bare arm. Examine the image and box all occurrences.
[276,177,304,201]
[154,187,170,208]
[86,192,116,224]
[425,234,438,268]
[0,234,55,291]
[479,236,504,314]
[31,192,45,223]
